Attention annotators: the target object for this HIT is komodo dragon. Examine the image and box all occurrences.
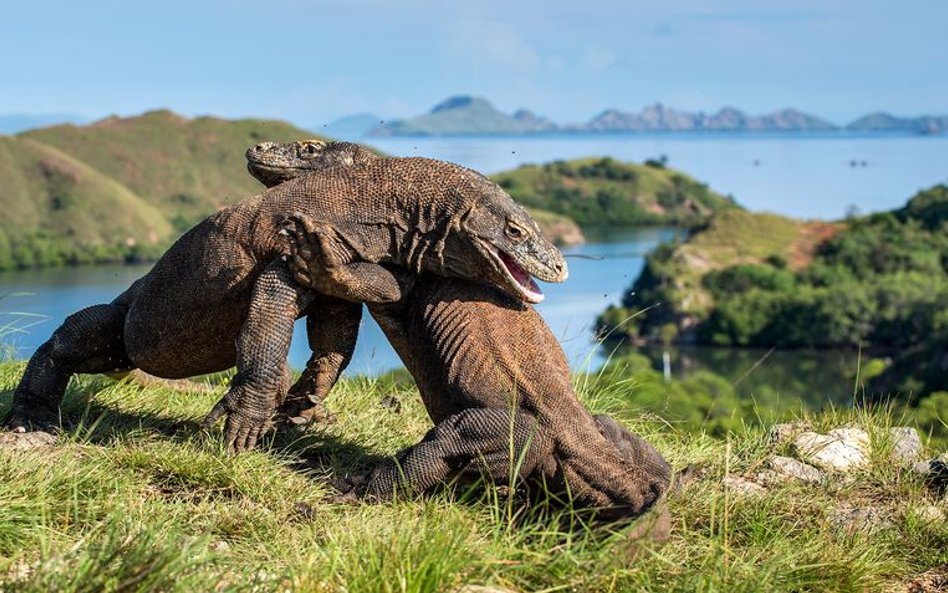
[4,149,568,451]
[246,141,673,522]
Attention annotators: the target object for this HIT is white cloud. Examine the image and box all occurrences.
[449,18,540,72]
[581,47,617,71]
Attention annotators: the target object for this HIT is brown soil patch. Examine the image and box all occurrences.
[897,564,948,593]
[646,202,666,215]
[786,221,843,270]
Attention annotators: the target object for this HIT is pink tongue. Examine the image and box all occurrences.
[499,251,543,296]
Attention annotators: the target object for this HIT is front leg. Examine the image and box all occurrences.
[280,294,362,425]
[283,213,414,304]
[202,260,312,451]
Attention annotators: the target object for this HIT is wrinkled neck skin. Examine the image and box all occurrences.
[390,204,471,277]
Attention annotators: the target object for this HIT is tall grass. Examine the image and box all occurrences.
[0,360,945,592]
[0,293,47,361]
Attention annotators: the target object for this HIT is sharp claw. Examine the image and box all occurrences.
[293,254,308,270]
[202,400,228,429]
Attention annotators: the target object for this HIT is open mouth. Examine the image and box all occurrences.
[247,162,309,185]
[482,242,545,304]
[248,162,309,174]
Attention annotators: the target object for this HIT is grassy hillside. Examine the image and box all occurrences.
[0,361,945,592]
[0,136,174,269]
[493,157,738,227]
[23,110,316,229]
[599,209,842,332]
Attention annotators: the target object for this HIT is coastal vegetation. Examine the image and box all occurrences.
[597,184,948,402]
[0,361,945,592]
[493,156,738,227]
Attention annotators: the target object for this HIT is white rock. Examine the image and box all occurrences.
[764,455,824,484]
[889,427,923,464]
[457,586,517,593]
[827,427,870,448]
[828,506,888,533]
[723,475,766,497]
[793,429,869,471]
[910,505,946,524]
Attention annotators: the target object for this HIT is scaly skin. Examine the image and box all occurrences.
[249,142,673,524]
[5,146,567,451]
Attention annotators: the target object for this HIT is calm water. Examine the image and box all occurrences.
[370,132,948,220]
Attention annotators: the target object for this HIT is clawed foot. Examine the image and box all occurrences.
[3,403,60,434]
[202,396,274,452]
[672,463,703,493]
[325,474,368,504]
[276,395,337,427]
[281,213,338,288]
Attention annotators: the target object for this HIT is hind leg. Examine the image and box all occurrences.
[279,295,362,426]
[359,408,550,500]
[5,304,132,432]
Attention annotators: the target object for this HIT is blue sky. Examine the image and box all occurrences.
[1,0,945,126]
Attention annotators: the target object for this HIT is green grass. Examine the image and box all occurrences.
[1,361,945,592]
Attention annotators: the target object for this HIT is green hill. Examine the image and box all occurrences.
[493,157,738,227]
[0,136,174,268]
[371,96,555,136]
[23,110,316,230]
[0,111,317,271]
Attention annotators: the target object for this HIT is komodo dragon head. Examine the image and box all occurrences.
[246,140,379,186]
[246,139,568,303]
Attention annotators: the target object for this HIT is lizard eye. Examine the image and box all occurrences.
[303,143,320,156]
[505,222,525,242]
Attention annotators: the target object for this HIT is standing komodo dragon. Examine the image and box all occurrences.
[4,149,568,451]
[247,141,673,523]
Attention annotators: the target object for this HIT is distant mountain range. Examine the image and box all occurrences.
[337,96,948,137]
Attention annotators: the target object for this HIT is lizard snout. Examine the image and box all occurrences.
[246,142,278,158]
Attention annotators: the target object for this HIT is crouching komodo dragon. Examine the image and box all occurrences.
[247,141,674,524]
[4,148,568,451]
